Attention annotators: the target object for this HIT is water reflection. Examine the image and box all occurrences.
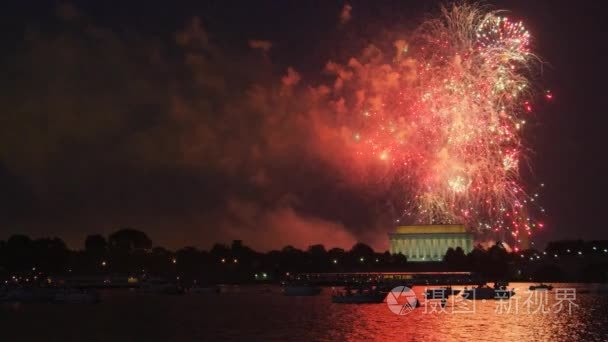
[1,283,606,341]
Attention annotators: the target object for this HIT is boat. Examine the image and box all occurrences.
[424,286,461,299]
[462,283,515,300]
[529,284,553,291]
[331,286,386,304]
[283,285,322,296]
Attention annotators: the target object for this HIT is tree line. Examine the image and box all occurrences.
[1,228,607,284]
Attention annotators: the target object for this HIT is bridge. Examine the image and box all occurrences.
[283,271,484,286]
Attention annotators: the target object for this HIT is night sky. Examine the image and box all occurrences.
[1,1,606,251]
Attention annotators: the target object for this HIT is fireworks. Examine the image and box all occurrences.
[335,3,545,246]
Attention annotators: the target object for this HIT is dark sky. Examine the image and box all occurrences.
[1,1,606,251]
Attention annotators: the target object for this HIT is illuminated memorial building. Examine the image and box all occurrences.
[388,224,474,262]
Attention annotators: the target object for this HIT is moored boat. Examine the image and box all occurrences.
[331,286,386,304]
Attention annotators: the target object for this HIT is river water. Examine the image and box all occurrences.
[1,283,607,341]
